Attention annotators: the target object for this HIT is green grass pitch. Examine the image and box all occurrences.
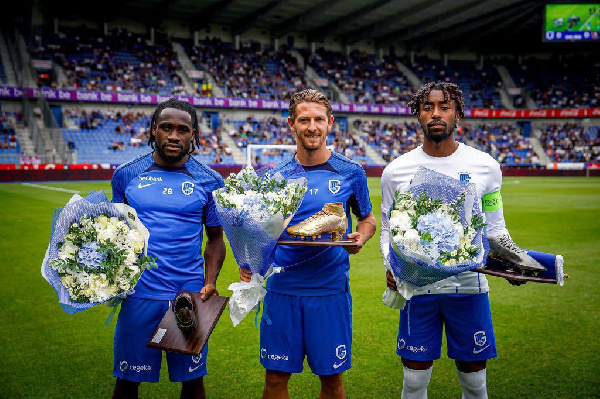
[0,176,598,398]
[545,4,600,32]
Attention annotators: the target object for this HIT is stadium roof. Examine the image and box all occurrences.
[12,0,596,54]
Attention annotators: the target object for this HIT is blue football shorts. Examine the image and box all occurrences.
[260,291,352,375]
[113,296,209,383]
[396,293,497,362]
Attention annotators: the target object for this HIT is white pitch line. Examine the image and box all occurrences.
[579,10,598,31]
[21,183,80,193]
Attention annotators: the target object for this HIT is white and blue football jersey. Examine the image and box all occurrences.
[267,152,373,296]
[111,153,224,300]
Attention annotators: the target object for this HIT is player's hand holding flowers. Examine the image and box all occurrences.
[42,191,156,321]
[212,166,307,326]
[387,167,488,291]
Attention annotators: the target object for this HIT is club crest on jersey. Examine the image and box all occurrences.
[458,172,471,183]
[328,179,341,194]
[182,181,195,196]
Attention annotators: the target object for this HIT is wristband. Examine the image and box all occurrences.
[359,220,377,229]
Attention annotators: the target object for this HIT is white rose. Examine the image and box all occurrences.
[390,210,402,218]
[59,241,78,260]
[390,211,412,232]
[95,215,109,228]
[124,251,137,266]
[127,229,145,253]
[61,275,75,288]
[98,225,117,243]
[403,229,420,240]
[229,193,245,208]
[392,233,405,246]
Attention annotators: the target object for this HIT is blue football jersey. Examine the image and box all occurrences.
[267,153,373,296]
[111,153,224,300]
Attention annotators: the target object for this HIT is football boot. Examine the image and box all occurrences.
[172,290,197,334]
[488,234,547,274]
[286,202,347,241]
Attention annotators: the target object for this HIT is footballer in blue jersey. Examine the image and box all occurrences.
[110,99,226,399]
[238,89,377,398]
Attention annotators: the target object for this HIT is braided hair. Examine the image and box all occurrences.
[407,82,465,119]
[149,98,200,154]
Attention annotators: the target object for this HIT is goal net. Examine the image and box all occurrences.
[246,144,335,166]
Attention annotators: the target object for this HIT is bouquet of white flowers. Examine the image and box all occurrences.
[41,191,156,321]
[212,165,307,326]
[387,167,489,289]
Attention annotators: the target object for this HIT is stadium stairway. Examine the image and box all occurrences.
[497,65,517,89]
[15,31,37,88]
[0,31,17,86]
[15,126,35,156]
[217,121,246,164]
[531,128,551,165]
[171,42,197,95]
[351,125,387,166]
[172,41,224,97]
[395,59,422,90]
[496,65,517,109]
[289,49,305,69]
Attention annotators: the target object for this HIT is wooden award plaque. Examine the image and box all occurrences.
[472,256,562,284]
[278,236,358,249]
[147,293,229,356]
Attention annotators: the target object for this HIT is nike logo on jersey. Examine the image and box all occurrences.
[138,183,154,189]
[473,345,490,354]
[333,358,348,369]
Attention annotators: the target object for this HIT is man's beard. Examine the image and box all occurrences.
[423,120,456,144]
[297,130,327,151]
[155,142,190,163]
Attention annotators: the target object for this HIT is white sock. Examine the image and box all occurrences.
[401,366,432,399]
[457,369,487,399]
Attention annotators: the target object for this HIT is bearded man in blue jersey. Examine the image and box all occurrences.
[110,98,226,399]
[239,89,377,398]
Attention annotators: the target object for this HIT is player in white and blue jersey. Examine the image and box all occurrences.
[381,82,532,399]
[110,98,226,399]
[239,89,376,398]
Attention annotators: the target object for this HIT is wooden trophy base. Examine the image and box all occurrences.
[278,234,358,249]
[472,256,559,284]
[147,293,229,356]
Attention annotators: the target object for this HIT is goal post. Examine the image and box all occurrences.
[246,144,335,166]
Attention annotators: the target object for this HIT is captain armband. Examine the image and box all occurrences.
[482,190,503,212]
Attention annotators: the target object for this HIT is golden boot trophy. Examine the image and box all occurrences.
[286,202,347,241]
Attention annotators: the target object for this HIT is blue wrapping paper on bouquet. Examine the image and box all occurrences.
[525,250,565,285]
[388,167,489,288]
[41,190,154,320]
[212,165,307,326]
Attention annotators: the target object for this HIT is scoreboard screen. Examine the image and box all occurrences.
[544,3,600,41]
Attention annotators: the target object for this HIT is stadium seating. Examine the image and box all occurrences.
[540,123,600,162]
[184,39,306,100]
[229,115,374,165]
[307,49,413,106]
[30,27,184,95]
[504,55,600,109]
[410,55,504,109]
[1,23,595,168]
[62,109,235,165]
[462,123,540,167]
